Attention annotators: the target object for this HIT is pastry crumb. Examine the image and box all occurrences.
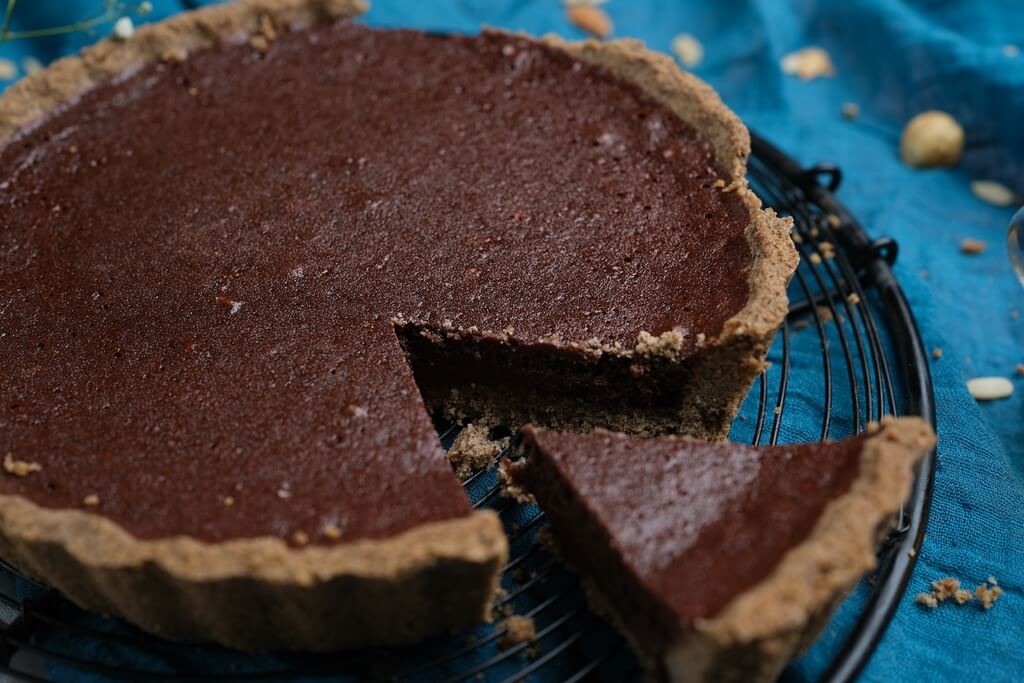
[1015,364,1024,376]
[635,329,685,359]
[959,238,987,255]
[971,180,1017,207]
[932,577,960,601]
[112,17,134,41]
[498,459,535,504]
[259,14,277,41]
[249,35,270,53]
[841,102,860,120]
[449,423,508,478]
[781,47,835,80]
[322,524,341,540]
[567,4,612,38]
[918,575,1003,611]
[808,252,822,265]
[847,292,861,305]
[932,347,943,359]
[500,615,537,649]
[819,242,836,259]
[976,582,1003,610]
[223,495,235,507]
[0,58,16,82]
[83,494,100,506]
[671,34,703,69]
[292,530,309,546]
[3,454,42,477]
[21,56,43,76]
[161,47,187,62]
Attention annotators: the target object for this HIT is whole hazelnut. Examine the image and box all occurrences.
[900,111,964,168]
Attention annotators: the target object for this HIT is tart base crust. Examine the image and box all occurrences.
[0,491,506,652]
[0,0,796,652]
[521,418,934,683]
[667,417,935,683]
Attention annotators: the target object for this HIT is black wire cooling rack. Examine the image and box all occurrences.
[0,133,937,683]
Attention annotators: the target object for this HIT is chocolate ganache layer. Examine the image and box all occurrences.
[1,22,756,546]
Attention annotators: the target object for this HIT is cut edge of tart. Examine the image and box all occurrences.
[394,34,797,441]
[0,0,796,653]
[511,417,936,682]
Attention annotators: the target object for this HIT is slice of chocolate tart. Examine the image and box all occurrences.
[510,418,935,682]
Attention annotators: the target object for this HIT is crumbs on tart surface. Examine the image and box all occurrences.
[3,454,42,477]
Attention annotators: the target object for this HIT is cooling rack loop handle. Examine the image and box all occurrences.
[796,164,843,193]
[869,237,899,266]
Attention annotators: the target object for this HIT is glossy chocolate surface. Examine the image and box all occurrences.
[517,427,864,649]
[0,23,751,543]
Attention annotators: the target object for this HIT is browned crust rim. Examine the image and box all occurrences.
[665,416,936,681]
[545,36,797,360]
[0,0,794,650]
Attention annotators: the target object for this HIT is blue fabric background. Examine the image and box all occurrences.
[2,1,1022,681]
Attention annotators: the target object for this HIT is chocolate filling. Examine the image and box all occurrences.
[0,23,751,544]
[514,428,865,657]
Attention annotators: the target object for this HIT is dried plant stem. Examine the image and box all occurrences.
[0,1,129,47]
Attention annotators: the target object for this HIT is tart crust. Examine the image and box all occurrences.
[0,0,796,651]
[665,418,935,682]
[528,417,934,682]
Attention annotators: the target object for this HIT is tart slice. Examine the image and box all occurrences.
[510,418,935,682]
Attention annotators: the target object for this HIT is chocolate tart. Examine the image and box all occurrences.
[510,418,935,682]
[0,0,795,651]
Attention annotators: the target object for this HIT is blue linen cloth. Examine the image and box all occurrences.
[2,1,1023,681]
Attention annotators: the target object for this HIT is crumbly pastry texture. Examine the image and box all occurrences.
[662,417,935,683]
[511,418,933,683]
[0,0,795,653]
